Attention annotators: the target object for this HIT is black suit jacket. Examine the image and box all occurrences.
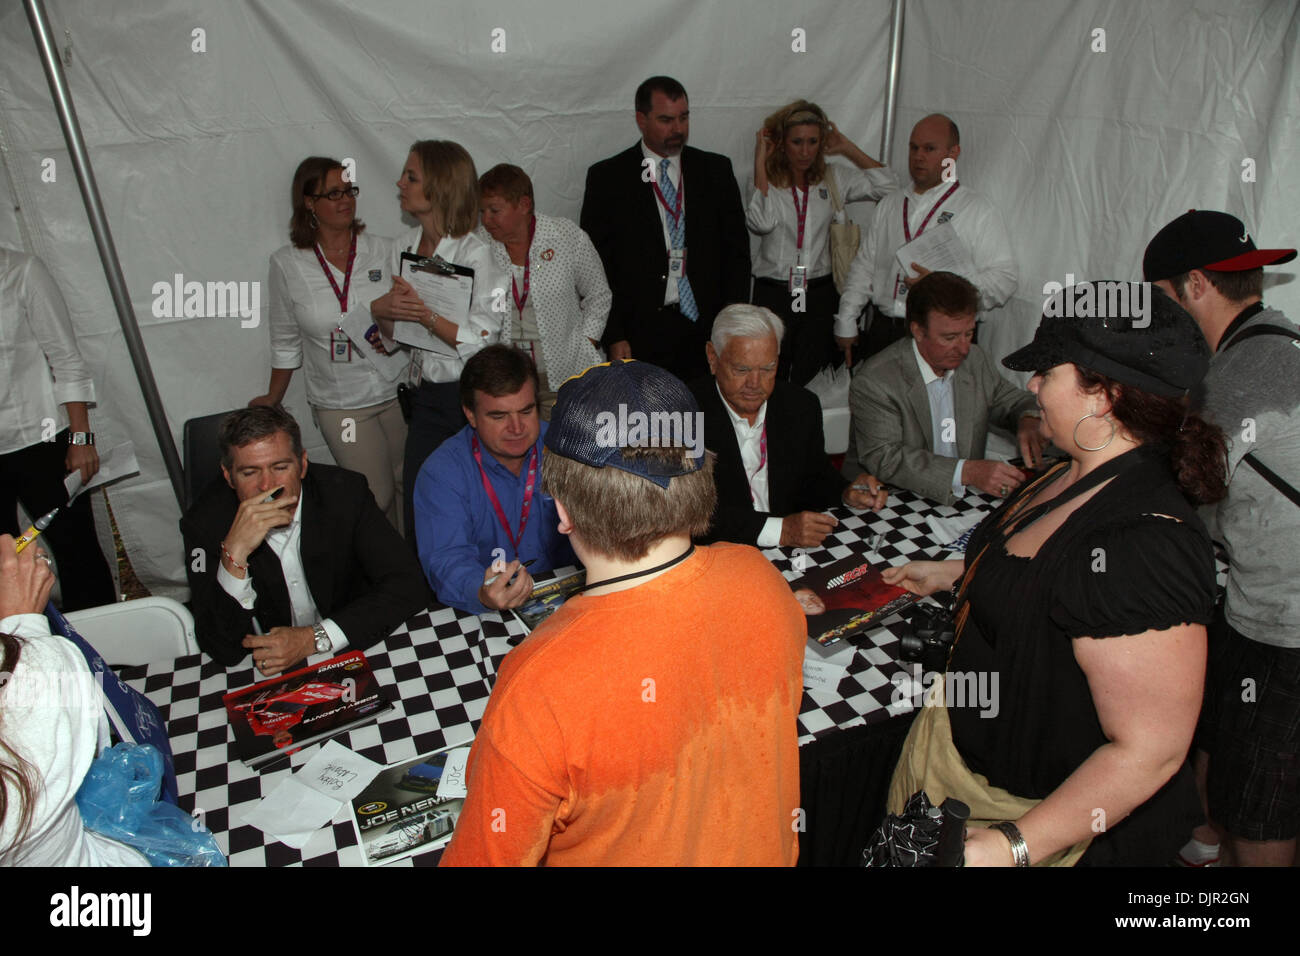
[179,464,431,666]
[691,378,847,545]
[580,142,750,349]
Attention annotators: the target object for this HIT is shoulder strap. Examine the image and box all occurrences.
[1243,453,1300,509]
[824,165,844,213]
[1220,323,1300,352]
[1216,322,1300,509]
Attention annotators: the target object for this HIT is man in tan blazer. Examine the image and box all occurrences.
[847,271,1044,505]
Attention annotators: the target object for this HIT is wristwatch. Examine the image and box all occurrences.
[68,432,95,446]
[311,622,331,654]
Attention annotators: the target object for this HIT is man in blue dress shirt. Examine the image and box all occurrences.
[413,345,576,614]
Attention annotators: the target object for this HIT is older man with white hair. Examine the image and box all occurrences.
[690,304,887,548]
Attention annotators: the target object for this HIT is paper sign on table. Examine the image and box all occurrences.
[242,741,382,848]
[241,778,344,850]
[803,639,856,692]
[297,739,383,802]
[435,746,472,800]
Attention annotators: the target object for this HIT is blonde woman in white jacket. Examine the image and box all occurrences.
[477,164,611,415]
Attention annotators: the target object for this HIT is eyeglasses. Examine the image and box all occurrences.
[311,186,360,201]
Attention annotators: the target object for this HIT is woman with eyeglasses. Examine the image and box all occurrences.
[251,156,407,530]
[748,100,893,385]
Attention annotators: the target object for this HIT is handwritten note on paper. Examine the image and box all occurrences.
[802,639,856,692]
[299,740,382,802]
[242,779,342,850]
[436,747,472,800]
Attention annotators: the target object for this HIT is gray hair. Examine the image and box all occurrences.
[710,304,785,354]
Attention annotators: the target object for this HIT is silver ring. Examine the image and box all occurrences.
[999,485,1009,497]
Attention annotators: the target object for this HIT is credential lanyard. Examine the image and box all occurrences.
[652,163,684,227]
[313,231,358,321]
[510,216,537,317]
[791,184,809,262]
[903,182,960,243]
[472,435,538,555]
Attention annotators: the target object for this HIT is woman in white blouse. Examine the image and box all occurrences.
[370,141,508,540]
[477,164,611,416]
[252,157,407,529]
[749,100,894,385]
[0,535,147,866]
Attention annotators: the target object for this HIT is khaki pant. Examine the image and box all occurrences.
[888,677,1093,867]
[312,398,407,533]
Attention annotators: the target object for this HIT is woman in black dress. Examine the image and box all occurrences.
[882,282,1227,866]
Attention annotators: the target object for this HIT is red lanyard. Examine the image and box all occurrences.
[903,181,960,242]
[510,216,536,317]
[791,184,810,253]
[312,231,357,318]
[651,161,684,226]
[472,435,538,555]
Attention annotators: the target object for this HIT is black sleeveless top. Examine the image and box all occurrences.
[947,445,1216,865]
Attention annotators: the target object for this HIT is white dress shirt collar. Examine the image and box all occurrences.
[912,338,955,385]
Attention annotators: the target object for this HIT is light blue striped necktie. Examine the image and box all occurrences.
[658,157,698,321]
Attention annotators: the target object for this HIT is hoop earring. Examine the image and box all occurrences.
[1073,412,1115,452]
[309,210,319,230]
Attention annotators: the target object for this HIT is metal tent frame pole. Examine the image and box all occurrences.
[24,0,186,508]
[881,0,906,162]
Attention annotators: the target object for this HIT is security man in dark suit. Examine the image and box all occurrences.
[180,406,430,673]
[580,75,751,382]
[691,304,887,548]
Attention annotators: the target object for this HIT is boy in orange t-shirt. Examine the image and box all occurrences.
[440,360,806,866]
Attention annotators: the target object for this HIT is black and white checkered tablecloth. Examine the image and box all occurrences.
[118,487,995,866]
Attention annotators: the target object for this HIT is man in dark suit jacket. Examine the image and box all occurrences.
[180,406,430,673]
[692,304,887,548]
[580,75,750,382]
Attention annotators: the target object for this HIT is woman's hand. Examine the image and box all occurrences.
[370,276,432,324]
[881,559,963,597]
[0,534,56,619]
[825,121,884,169]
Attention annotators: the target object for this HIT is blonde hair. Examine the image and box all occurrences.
[762,99,829,188]
[409,140,479,237]
[542,448,716,561]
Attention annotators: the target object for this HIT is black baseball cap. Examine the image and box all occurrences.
[544,360,704,488]
[1143,209,1296,282]
[1003,280,1209,397]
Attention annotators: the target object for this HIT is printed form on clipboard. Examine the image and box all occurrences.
[392,251,476,358]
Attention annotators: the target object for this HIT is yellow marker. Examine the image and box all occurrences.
[14,507,59,554]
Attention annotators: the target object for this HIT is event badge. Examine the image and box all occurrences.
[892,272,909,317]
[330,328,353,362]
[668,248,686,278]
[789,264,807,293]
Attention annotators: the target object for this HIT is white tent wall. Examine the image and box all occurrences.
[0,0,1295,600]
[899,0,1300,378]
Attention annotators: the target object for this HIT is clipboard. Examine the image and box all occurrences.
[392,252,475,357]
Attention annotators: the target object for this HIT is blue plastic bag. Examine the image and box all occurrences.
[75,743,226,867]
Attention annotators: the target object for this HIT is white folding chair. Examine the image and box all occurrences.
[64,596,199,666]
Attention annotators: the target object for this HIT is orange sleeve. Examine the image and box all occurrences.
[440,650,571,866]
[439,734,562,866]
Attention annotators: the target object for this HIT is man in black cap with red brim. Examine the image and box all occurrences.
[1144,209,1300,868]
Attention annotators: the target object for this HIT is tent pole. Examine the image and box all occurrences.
[880,0,905,162]
[24,0,186,509]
